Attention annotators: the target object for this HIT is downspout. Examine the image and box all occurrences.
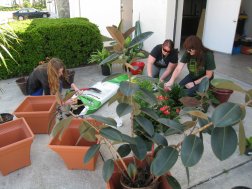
[79,0,81,17]
[173,0,178,43]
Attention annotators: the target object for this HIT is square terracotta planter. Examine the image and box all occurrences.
[106,156,173,189]
[13,95,57,134]
[48,118,100,170]
[0,118,34,176]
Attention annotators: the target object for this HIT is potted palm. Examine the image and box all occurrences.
[79,75,251,189]
[88,48,112,76]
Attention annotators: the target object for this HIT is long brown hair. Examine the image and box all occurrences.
[47,58,67,95]
[183,35,212,69]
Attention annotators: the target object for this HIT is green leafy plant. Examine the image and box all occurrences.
[99,24,152,71]
[76,75,251,188]
[88,48,112,71]
[0,24,19,71]
[0,18,102,79]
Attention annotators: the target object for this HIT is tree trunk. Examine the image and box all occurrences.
[55,0,70,18]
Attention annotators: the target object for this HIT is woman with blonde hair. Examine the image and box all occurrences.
[27,58,78,96]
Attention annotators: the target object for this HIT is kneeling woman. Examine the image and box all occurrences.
[27,58,78,96]
[164,35,216,96]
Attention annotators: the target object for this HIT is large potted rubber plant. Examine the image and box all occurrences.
[80,76,251,189]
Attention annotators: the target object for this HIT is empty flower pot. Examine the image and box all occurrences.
[212,88,233,106]
[48,118,100,170]
[13,96,57,134]
[0,113,14,124]
[0,118,34,176]
[130,61,145,75]
[15,77,28,96]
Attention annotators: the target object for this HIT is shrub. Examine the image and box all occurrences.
[0,18,102,79]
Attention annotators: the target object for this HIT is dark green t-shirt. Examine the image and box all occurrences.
[180,51,216,79]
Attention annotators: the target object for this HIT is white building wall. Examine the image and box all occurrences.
[69,0,121,37]
[133,0,176,52]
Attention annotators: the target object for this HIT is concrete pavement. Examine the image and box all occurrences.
[0,61,252,189]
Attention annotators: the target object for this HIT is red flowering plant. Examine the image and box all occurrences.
[155,83,186,120]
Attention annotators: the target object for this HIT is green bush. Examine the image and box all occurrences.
[0,18,103,79]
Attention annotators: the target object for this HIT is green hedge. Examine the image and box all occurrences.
[0,18,103,79]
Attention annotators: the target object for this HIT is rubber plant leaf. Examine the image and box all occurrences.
[211,127,238,161]
[83,144,100,163]
[102,159,114,182]
[128,31,153,49]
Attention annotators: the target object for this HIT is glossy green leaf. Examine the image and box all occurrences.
[181,135,204,167]
[166,175,181,189]
[187,110,208,120]
[212,102,242,127]
[128,31,153,49]
[150,147,178,176]
[127,163,137,180]
[183,121,197,130]
[179,97,201,107]
[89,115,117,127]
[239,121,246,155]
[153,133,168,146]
[84,144,100,163]
[121,134,136,144]
[116,103,132,117]
[211,127,238,161]
[135,116,154,136]
[102,159,114,182]
[51,116,73,139]
[99,53,120,65]
[245,89,252,107]
[164,128,181,136]
[214,81,245,93]
[138,88,157,106]
[100,127,123,142]
[198,77,209,93]
[78,122,96,142]
[102,73,125,82]
[157,118,184,133]
[130,136,147,160]
[117,144,131,157]
[141,107,159,120]
[119,81,139,96]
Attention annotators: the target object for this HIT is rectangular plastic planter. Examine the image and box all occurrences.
[0,118,34,176]
[13,95,57,134]
[48,118,100,170]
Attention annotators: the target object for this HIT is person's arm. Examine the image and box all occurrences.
[185,70,214,89]
[164,62,185,88]
[147,55,156,77]
[160,63,177,82]
[71,83,79,92]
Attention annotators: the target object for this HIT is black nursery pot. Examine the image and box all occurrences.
[101,64,111,76]
[0,113,14,124]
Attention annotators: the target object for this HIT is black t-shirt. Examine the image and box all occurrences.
[150,44,178,68]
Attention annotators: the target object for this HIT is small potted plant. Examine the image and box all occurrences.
[88,48,112,76]
[72,73,250,189]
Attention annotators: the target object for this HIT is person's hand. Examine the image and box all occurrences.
[164,81,173,91]
[159,78,164,83]
[185,82,195,89]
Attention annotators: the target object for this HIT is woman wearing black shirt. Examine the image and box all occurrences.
[146,39,178,82]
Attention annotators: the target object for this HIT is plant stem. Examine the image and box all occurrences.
[176,122,213,148]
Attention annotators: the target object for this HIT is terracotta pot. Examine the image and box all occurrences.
[213,88,233,106]
[13,95,57,134]
[0,118,34,176]
[48,118,101,170]
[106,156,173,189]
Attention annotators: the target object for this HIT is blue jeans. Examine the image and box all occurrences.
[31,88,43,96]
[179,74,199,97]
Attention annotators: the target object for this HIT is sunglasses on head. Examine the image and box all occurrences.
[162,48,170,53]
